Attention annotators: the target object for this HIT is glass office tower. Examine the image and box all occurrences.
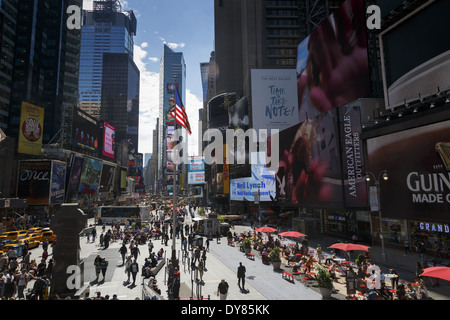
[101,52,140,153]
[158,44,187,191]
[78,0,136,119]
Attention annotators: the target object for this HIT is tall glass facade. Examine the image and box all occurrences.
[101,52,140,153]
[78,1,136,119]
[158,44,186,185]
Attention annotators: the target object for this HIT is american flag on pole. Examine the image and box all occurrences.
[170,88,192,135]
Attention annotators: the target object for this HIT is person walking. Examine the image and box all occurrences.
[17,269,29,299]
[237,262,246,291]
[119,244,128,265]
[104,230,111,249]
[100,258,109,281]
[217,279,229,300]
[131,244,140,260]
[404,240,410,255]
[148,240,154,257]
[194,247,201,265]
[201,249,207,269]
[198,259,204,283]
[94,255,102,282]
[130,259,139,286]
[91,228,97,243]
[125,256,132,283]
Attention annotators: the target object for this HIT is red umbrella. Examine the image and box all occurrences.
[278,231,307,238]
[254,226,277,233]
[420,267,450,281]
[328,243,370,252]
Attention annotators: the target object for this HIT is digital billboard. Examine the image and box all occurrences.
[296,0,370,122]
[72,108,100,155]
[230,153,276,202]
[66,155,84,201]
[270,111,343,208]
[17,161,51,205]
[100,164,116,192]
[78,157,103,195]
[380,0,450,108]
[251,69,299,133]
[102,122,115,159]
[366,120,450,221]
[50,161,67,204]
[18,102,44,156]
[188,156,205,185]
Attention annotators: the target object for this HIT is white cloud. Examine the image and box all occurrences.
[167,42,186,50]
[158,37,186,50]
[134,42,202,156]
[141,42,149,48]
[185,90,203,156]
[134,43,160,154]
[148,57,159,62]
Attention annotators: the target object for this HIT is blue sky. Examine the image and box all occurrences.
[83,0,215,156]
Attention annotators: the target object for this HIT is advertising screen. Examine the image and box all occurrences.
[100,164,116,192]
[366,120,450,221]
[102,122,115,159]
[120,168,127,190]
[50,161,66,204]
[17,161,51,205]
[188,156,205,185]
[296,0,370,122]
[251,69,299,133]
[230,153,276,202]
[18,102,44,156]
[381,0,450,108]
[270,111,343,208]
[66,155,84,201]
[78,158,103,194]
[72,108,100,155]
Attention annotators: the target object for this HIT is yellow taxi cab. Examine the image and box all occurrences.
[0,231,23,241]
[40,230,57,242]
[25,233,43,242]
[2,238,40,251]
[27,227,43,235]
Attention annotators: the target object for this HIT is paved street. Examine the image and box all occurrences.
[21,206,450,301]
[72,207,450,301]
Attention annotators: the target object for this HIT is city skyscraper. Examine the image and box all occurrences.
[78,0,137,119]
[6,0,82,148]
[101,52,140,153]
[0,0,18,132]
[158,44,187,193]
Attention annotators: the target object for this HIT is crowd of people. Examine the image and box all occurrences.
[228,228,443,301]
[0,239,54,300]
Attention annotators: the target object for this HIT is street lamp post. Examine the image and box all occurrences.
[366,170,388,262]
[258,184,261,227]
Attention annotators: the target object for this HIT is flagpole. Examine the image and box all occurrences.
[172,76,178,268]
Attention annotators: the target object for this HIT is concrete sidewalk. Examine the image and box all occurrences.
[70,215,449,300]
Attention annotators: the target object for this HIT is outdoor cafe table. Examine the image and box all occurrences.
[332,257,346,263]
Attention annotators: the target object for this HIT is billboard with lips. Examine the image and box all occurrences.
[296,0,370,123]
